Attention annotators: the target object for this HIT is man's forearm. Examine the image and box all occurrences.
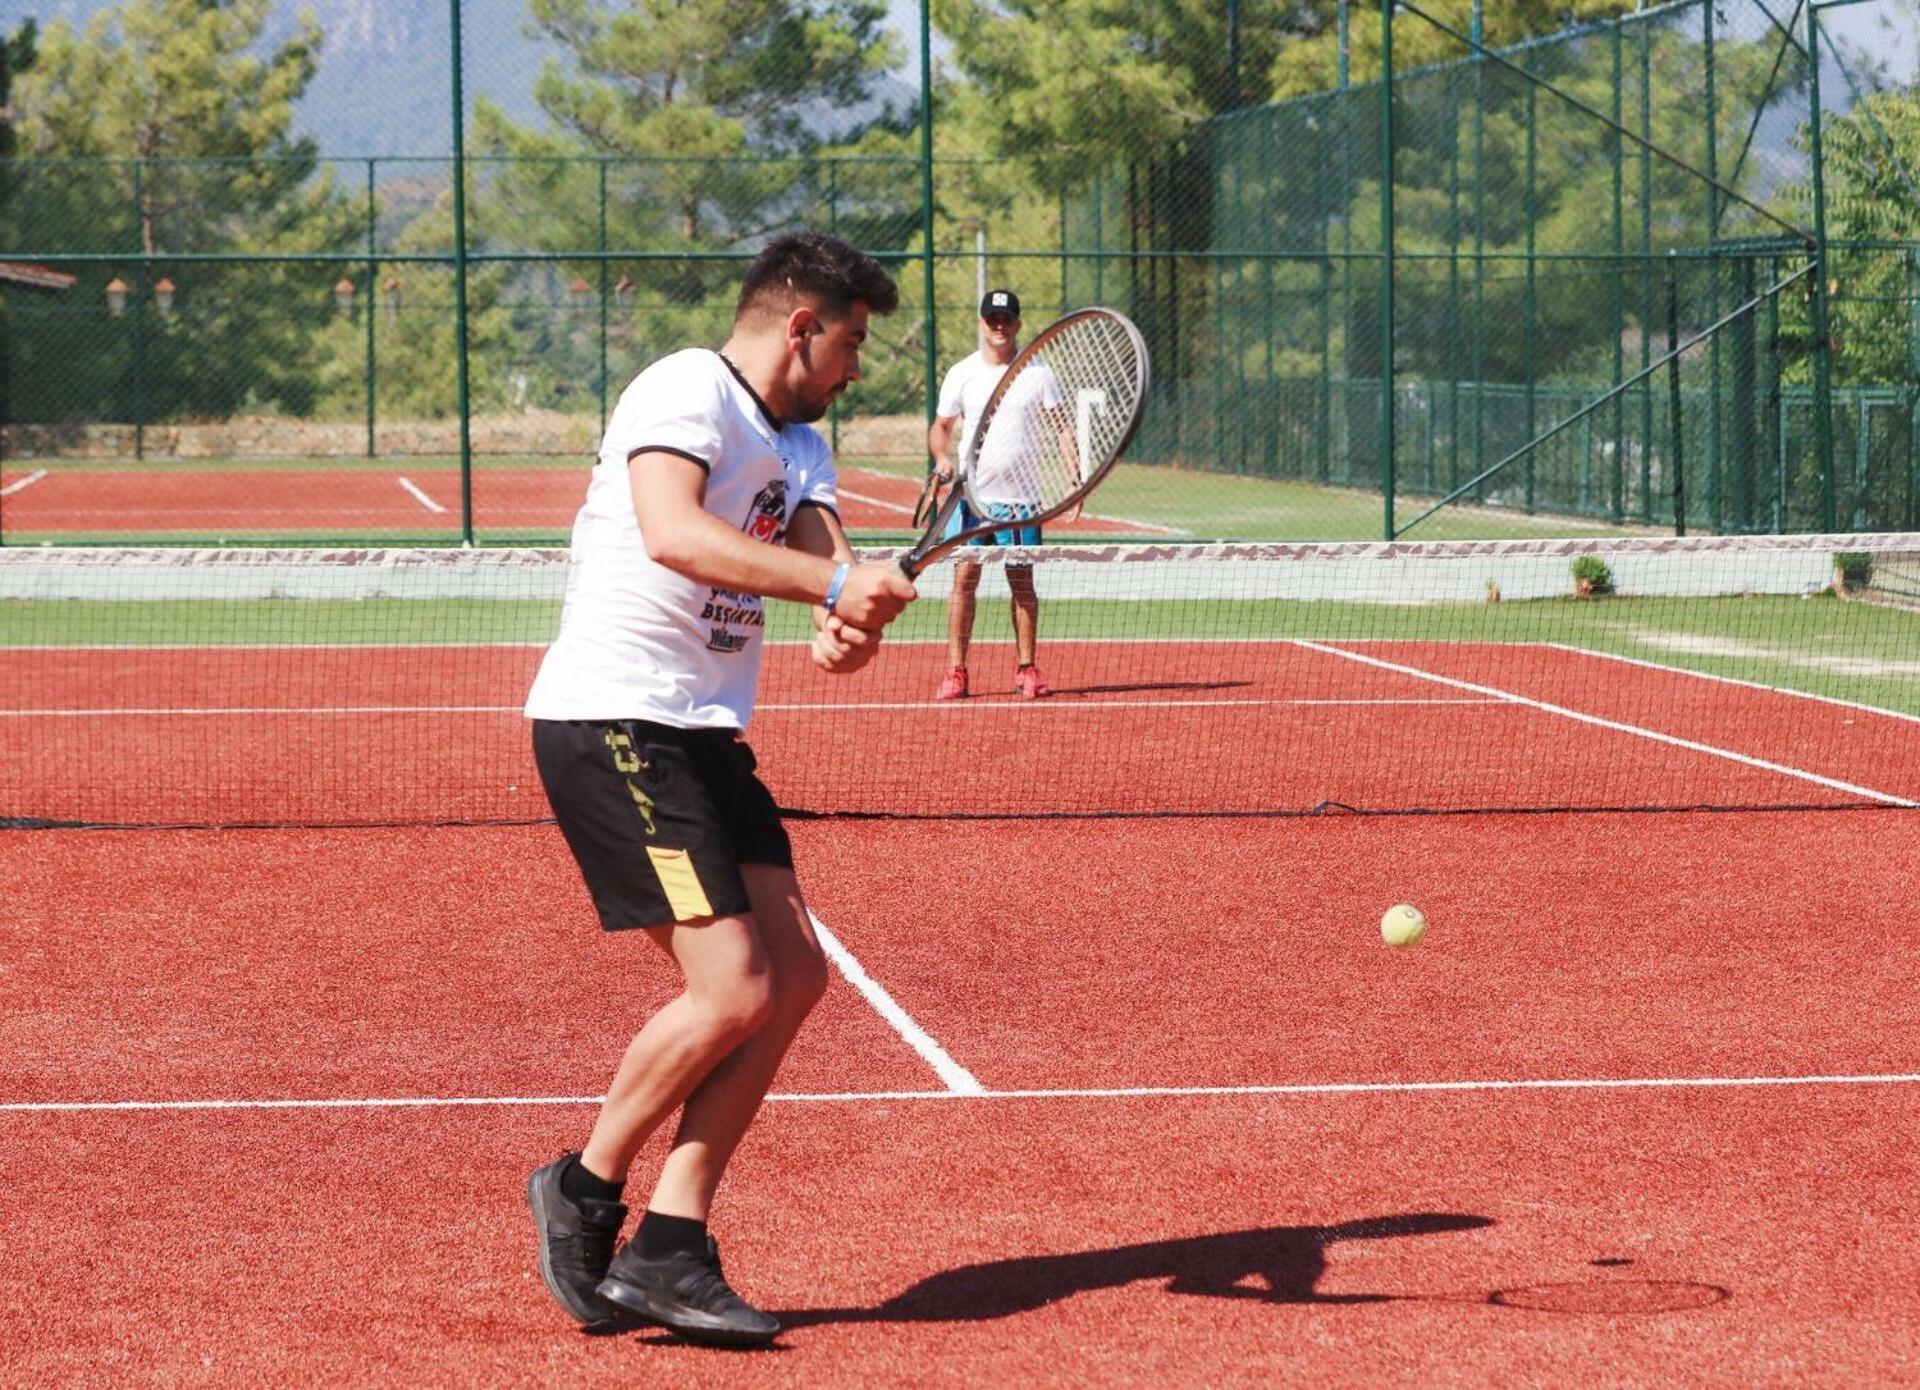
[646,502,838,604]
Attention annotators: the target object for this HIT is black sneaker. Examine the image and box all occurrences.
[525,1154,630,1329]
[596,1235,781,1347]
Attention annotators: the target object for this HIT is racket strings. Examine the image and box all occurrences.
[980,318,1145,513]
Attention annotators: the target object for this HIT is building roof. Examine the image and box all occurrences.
[0,262,78,292]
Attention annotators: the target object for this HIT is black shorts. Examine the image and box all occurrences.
[531,719,792,931]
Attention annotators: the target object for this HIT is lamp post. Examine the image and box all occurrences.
[105,277,129,318]
[152,277,175,321]
[333,277,356,318]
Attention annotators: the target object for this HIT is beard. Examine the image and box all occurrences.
[787,383,840,423]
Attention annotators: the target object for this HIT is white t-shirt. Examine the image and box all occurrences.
[936,350,1065,505]
[524,349,838,729]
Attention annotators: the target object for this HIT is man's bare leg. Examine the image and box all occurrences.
[646,864,831,1219]
[577,914,773,1185]
[947,560,982,669]
[1008,563,1039,668]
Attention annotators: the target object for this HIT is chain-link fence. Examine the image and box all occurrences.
[2,0,1915,543]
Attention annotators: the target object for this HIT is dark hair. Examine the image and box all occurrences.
[736,231,899,324]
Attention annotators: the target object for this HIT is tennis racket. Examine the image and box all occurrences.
[899,307,1150,578]
[910,469,944,528]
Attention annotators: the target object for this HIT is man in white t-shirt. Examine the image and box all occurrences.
[927,289,1070,700]
[521,233,916,1348]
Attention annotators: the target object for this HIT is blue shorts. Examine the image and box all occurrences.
[943,499,1043,548]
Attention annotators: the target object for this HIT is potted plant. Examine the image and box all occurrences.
[1833,552,1872,595]
[1571,555,1613,598]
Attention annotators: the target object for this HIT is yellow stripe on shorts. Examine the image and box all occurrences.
[645,846,715,921]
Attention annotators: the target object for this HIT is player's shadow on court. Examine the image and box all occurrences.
[1033,679,1254,697]
[773,1212,1493,1330]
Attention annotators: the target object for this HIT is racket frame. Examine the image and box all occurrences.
[899,306,1149,578]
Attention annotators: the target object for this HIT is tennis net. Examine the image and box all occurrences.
[3,535,1918,828]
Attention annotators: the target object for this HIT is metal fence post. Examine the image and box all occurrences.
[449,0,474,544]
[1704,0,1722,532]
[1806,0,1837,531]
[1523,81,1536,514]
[366,158,377,459]
[918,0,937,434]
[1610,18,1625,523]
[598,159,609,432]
[1381,0,1396,538]
[132,158,147,462]
[1667,252,1686,535]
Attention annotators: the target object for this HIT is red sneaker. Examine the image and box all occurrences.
[1013,664,1051,699]
[934,666,969,700]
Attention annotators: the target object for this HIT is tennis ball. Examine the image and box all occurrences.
[1381,903,1427,948]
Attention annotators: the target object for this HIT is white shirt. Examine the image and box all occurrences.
[936,350,1065,505]
[524,349,838,729]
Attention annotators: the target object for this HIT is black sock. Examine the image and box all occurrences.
[638,1210,709,1260]
[559,1152,625,1205]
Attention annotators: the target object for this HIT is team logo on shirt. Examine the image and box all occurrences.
[703,586,762,653]
[743,478,788,544]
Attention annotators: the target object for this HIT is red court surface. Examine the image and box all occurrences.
[0,463,1161,537]
[5,813,1920,1384]
[7,635,1916,826]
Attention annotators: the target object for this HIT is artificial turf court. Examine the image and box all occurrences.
[6,812,1920,1384]
[4,546,1919,1382]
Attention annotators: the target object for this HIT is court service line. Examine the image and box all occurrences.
[0,697,1513,718]
[836,468,1184,535]
[1294,639,1917,807]
[9,1070,1920,1114]
[807,910,984,1096]
[0,469,48,497]
[835,487,916,516]
[1545,643,1920,728]
[396,477,448,514]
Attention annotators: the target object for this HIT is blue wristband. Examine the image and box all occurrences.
[824,562,851,613]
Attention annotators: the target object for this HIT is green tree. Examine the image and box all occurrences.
[1809,89,1920,385]
[12,0,356,423]
[2,19,41,462]
[456,0,908,426]
[932,0,1306,173]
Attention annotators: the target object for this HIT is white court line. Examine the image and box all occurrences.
[835,486,916,516]
[808,910,983,1095]
[8,642,552,652]
[836,471,1183,535]
[396,477,448,514]
[5,637,1509,653]
[1294,639,1917,807]
[0,705,526,716]
[0,697,1512,718]
[9,1070,1920,1113]
[1073,510,1183,536]
[1544,642,1920,729]
[0,468,48,497]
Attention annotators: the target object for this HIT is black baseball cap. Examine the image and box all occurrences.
[979,289,1020,320]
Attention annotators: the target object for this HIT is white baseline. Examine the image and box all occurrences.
[8,1070,1920,1113]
